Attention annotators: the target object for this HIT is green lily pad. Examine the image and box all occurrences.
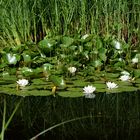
[49,75,66,88]
[61,36,74,47]
[58,91,83,98]
[73,80,90,87]
[134,69,140,78]
[67,87,82,92]
[22,53,31,63]
[93,83,106,89]
[105,73,119,78]
[0,86,52,96]
[38,39,56,54]
[135,79,140,84]
[106,86,137,93]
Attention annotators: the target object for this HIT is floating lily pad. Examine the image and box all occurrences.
[58,91,83,98]
[105,73,119,78]
[61,36,74,47]
[106,86,137,94]
[49,75,66,88]
[96,88,106,93]
[73,80,90,87]
[135,79,140,84]
[93,83,106,89]
[0,87,52,96]
[67,87,82,92]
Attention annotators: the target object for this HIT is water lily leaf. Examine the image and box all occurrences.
[67,87,82,92]
[32,78,45,84]
[135,53,140,59]
[118,81,133,86]
[38,39,55,54]
[73,80,90,87]
[0,87,52,96]
[12,45,22,53]
[0,76,16,85]
[58,91,83,98]
[19,67,33,77]
[49,75,66,88]
[22,53,31,63]
[93,83,106,89]
[93,60,102,68]
[96,88,106,93]
[43,63,53,71]
[134,69,140,78]
[119,86,137,92]
[61,36,74,47]
[105,73,119,78]
[135,79,140,83]
[106,86,137,93]
[84,42,93,48]
[5,53,20,65]
[98,48,107,62]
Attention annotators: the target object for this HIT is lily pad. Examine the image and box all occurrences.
[49,75,66,88]
[61,36,74,47]
[58,91,83,98]
[0,86,52,96]
[67,87,82,92]
[38,39,56,54]
[73,80,90,87]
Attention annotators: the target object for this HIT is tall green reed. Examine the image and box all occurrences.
[0,0,139,47]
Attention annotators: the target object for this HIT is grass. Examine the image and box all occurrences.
[0,0,139,47]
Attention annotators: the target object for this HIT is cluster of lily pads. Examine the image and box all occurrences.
[15,68,133,98]
[0,34,140,97]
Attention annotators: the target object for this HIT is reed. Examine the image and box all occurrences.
[0,0,139,47]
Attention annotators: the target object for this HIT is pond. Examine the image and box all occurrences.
[0,34,140,140]
[1,92,140,140]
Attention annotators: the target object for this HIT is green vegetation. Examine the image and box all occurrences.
[0,0,140,139]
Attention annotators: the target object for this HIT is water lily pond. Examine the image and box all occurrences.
[0,34,140,139]
[0,0,140,139]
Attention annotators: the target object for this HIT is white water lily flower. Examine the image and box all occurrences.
[118,58,123,61]
[83,85,96,94]
[106,82,118,90]
[121,71,130,76]
[68,67,76,74]
[132,57,138,64]
[83,85,96,98]
[114,41,121,50]
[17,79,29,87]
[81,34,89,40]
[7,53,17,64]
[119,75,131,81]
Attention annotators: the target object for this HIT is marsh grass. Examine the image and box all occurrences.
[0,0,139,47]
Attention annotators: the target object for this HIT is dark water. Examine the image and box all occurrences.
[2,91,140,140]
